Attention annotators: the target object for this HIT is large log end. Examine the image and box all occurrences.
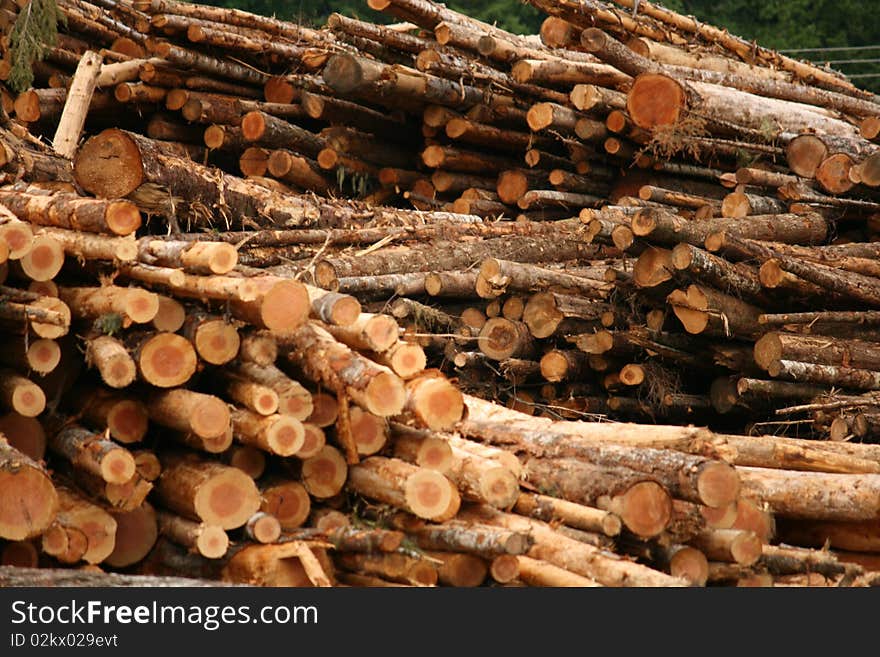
[74,129,145,199]
[626,73,686,130]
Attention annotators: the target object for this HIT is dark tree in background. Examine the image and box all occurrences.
[197,0,880,90]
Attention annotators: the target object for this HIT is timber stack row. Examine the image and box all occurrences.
[0,0,878,588]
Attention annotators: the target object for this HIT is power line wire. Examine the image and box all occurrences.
[822,58,880,65]
[780,44,880,53]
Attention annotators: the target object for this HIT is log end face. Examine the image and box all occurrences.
[139,333,198,388]
[580,27,607,52]
[786,134,828,179]
[365,314,399,352]
[240,111,267,142]
[20,236,64,282]
[302,445,348,499]
[408,376,464,431]
[27,339,61,374]
[730,531,763,566]
[388,343,427,379]
[126,289,160,324]
[414,436,453,472]
[349,408,385,457]
[618,480,672,539]
[101,448,137,485]
[627,74,685,130]
[364,371,406,417]
[816,153,855,195]
[197,525,230,559]
[106,201,142,236]
[480,467,520,510]
[526,104,553,132]
[103,504,159,568]
[669,546,709,587]
[405,469,458,521]
[99,352,137,389]
[297,423,327,459]
[262,482,310,530]
[260,281,310,332]
[152,296,186,333]
[322,54,366,95]
[249,513,281,544]
[74,129,145,199]
[195,320,241,365]
[12,382,45,418]
[268,416,305,457]
[195,468,260,530]
[753,333,782,371]
[190,396,231,440]
[697,462,741,509]
[0,465,58,540]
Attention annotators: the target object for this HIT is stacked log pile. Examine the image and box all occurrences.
[0,0,879,587]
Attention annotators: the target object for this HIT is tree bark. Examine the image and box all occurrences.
[737,466,880,520]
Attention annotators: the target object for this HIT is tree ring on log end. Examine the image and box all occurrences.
[74,129,145,199]
[627,74,686,129]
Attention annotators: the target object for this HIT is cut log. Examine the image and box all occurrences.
[0,438,58,540]
[347,456,460,521]
[223,376,279,416]
[461,396,739,508]
[128,331,198,388]
[336,552,436,587]
[156,452,261,529]
[514,492,622,536]
[245,512,281,544]
[667,284,763,339]
[399,373,464,432]
[632,207,828,247]
[58,285,159,325]
[755,333,880,373]
[157,510,229,559]
[425,550,487,587]
[48,421,135,484]
[232,362,313,421]
[52,486,117,564]
[104,503,159,568]
[84,335,136,389]
[403,522,532,559]
[524,457,671,538]
[261,480,311,531]
[0,371,45,418]
[146,389,230,440]
[53,51,103,159]
[348,406,387,456]
[458,505,685,587]
[151,296,186,332]
[279,321,406,417]
[478,318,535,361]
[324,313,398,353]
[301,445,348,499]
[181,313,240,365]
[690,528,762,566]
[231,408,305,457]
